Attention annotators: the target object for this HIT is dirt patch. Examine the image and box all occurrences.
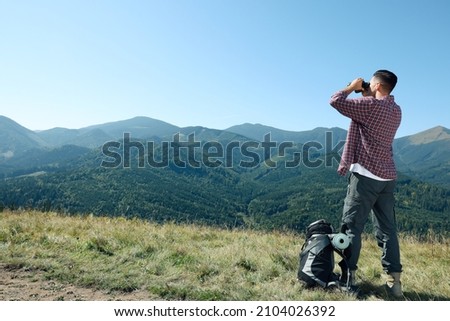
[0,263,154,301]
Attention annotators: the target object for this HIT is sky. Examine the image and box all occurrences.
[1,0,449,138]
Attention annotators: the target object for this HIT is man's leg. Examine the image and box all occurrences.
[372,180,402,273]
[372,180,403,298]
[341,173,378,271]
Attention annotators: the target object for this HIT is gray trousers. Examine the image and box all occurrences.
[340,172,402,273]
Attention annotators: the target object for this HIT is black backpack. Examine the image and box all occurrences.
[297,219,350,289]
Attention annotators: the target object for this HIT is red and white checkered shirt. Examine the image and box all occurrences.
[330,91,402,179]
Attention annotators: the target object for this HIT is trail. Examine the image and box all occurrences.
[0,263,152,301]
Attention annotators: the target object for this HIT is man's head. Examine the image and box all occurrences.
[370,69,398,95]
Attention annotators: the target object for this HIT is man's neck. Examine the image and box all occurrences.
[375,91,389,99]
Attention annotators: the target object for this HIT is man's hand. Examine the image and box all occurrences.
[343,78,363,95]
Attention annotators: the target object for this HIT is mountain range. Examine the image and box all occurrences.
[1,115,449,185]
[1,115,349,151]
[1,115,449,235]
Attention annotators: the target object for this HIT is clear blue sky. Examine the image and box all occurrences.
[1,0,449,138]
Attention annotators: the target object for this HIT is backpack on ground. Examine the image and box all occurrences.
[297,219,351,289]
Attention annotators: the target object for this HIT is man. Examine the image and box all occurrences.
[329,70,403,298]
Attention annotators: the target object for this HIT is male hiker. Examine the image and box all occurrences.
[329,70,403,298]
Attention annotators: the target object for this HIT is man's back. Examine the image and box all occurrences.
[330,92,401,179]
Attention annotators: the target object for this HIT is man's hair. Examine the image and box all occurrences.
[373,69,398,93]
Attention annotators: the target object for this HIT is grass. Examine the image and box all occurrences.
[0,210,449,301]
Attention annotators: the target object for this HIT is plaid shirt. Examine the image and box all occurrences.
[330,91,402,179]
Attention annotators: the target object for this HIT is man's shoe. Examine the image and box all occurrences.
[386,272,403,298]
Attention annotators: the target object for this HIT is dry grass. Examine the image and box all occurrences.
[0,210,448,301]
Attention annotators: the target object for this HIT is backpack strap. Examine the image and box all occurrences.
[333,247,351,289]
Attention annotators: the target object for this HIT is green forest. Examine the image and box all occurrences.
[1,144,449,237]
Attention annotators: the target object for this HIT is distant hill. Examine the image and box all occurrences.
[0,116,48,156]
[226,123,348,145]
[36,127,112,149]
[394,126,450,186]
[36,116,181,148]
[81,116,180,140]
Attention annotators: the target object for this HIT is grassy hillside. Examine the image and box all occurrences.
[0,210,448,301]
